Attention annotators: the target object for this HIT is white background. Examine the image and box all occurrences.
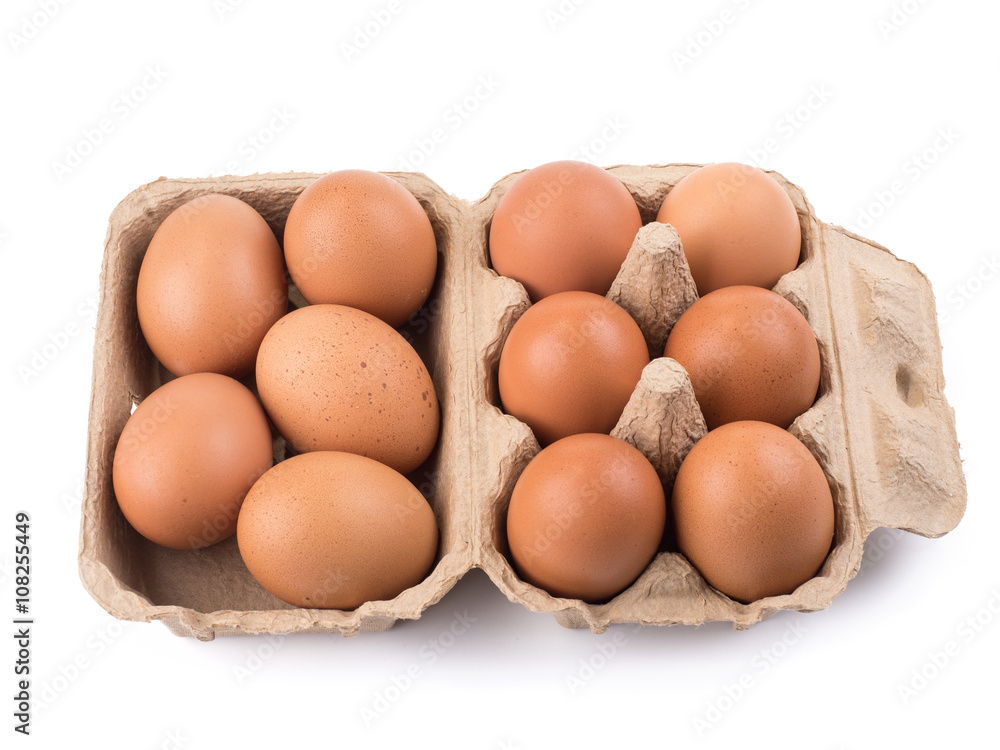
[3,0,998,747]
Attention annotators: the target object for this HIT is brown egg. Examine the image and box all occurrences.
[665,286,820,430]
[283,170,438,328]
[656,162,801,295]
[489,160,642,301]
[507,433,666,602]
[137,193,288,378]
[672,421,835,603]
[498,291,649,446]
[255,304,439,474]
[237,451,439,610]
[112,373,273,549]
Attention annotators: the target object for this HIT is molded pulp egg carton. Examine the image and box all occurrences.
[79,166,966,639]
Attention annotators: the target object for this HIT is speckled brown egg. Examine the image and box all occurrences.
[672,420,835,603]
[665,285,820,430]
[489,160,642,301]
[237,451,439,610]
[506,433,666,603]
[137,193,288,378]
[255,304,439,474]
[112,372,273,549]
[656,162,801,296]
[282,170,438,328]
[498,291,649,446]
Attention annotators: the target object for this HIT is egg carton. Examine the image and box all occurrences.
[79,166,966,639]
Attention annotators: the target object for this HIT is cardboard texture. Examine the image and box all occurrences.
[79,166,967,639]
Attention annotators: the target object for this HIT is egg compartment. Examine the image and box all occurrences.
[469,164,965,631]
[81,172,472,639]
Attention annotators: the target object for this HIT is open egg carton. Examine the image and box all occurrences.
[80,165,966,639]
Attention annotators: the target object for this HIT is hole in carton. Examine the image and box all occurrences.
[895,363,926,408]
